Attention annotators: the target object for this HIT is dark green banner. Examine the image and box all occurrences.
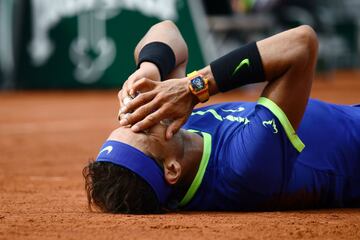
[17,0,204,89]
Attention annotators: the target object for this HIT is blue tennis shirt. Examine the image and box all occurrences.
[179,97,360,210]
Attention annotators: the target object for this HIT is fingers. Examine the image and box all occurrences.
[126,72,141,98]
[118,71,145,106]
[120,98,160,126]
[119,81,130,105]
[120,78,158,114]
[118,76,192,135]
[121,91,155,114]
[166,117,186,140]
[118,67,160,122]
[120,78,156,106]
[130,108,168,132]
[118,76,153,117]
[130,78,157,95]
[117,89,127,121]
[117,87,133,121]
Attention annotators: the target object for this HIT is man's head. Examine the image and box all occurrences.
[83,124,187,214]
[83,161,161,213]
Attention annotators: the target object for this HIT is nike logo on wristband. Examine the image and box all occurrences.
[232,58,250,76]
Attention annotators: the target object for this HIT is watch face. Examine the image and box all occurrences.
[191,77,204,91]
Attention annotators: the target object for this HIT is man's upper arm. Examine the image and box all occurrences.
[256,25,318,130]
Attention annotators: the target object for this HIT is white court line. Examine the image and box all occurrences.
[0,118,114,135]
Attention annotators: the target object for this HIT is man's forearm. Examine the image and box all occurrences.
[197,25,318,129]
[118,21,189,120]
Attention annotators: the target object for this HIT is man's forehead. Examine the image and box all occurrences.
[109,127,143,140]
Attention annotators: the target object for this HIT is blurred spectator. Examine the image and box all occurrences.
[231,0,281,13]
[201,0,232,15]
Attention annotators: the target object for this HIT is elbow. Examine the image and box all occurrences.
[152,20,178,33]
[156,20,188,64]
[160,20,177,30]
[297,25,318,56]
[292,25,319,66]
[134,20,178,58]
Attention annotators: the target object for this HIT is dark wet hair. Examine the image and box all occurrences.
[82,161,162,214]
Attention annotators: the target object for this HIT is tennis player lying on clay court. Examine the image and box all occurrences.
[83,21,360,213]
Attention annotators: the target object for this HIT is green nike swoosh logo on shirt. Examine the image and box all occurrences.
[232,58,250,76]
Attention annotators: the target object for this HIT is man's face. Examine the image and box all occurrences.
[106,122,188,187]
[107,124,169,162]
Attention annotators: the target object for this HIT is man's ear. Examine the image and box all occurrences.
[163,158,181,185]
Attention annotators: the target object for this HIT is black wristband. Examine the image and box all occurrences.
[137,42,176,81]
[210,42,265,92]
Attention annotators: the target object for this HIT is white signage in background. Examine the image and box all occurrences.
[28,0,179,84]
[69,11,117,84]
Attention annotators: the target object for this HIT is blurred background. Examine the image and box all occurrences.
[0,0,359,90]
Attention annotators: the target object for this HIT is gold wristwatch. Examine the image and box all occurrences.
[187,71,209,103]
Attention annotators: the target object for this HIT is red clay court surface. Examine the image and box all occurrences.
[0,71,360,240]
